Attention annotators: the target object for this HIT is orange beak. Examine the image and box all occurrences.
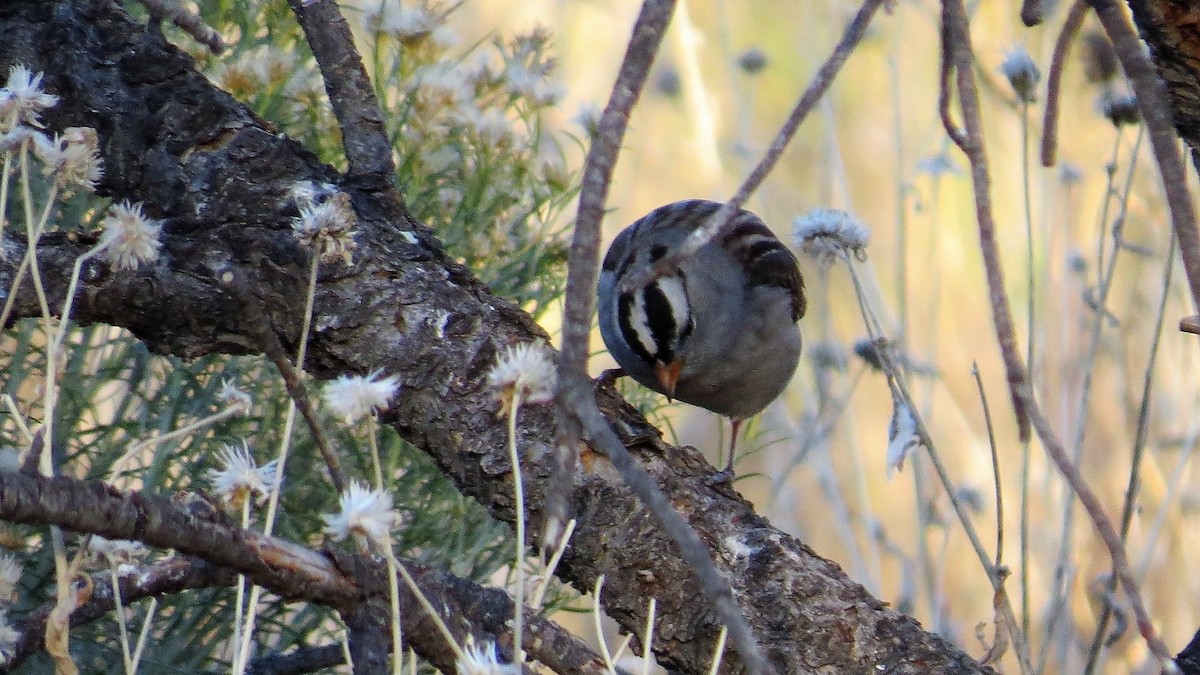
[654,360,684,401]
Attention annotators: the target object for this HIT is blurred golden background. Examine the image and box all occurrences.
[441,0,1200,672]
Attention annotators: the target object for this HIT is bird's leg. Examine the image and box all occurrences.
[706,417,742,486]
[726,417,742,475]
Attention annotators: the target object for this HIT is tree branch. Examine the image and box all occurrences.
[0,1,993,671]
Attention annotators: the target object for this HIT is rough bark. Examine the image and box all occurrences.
[0,0,990,672]
[1126,0,1200,154]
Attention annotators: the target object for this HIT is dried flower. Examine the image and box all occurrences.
[737,48,769,75]
[807,341,847,372]
[792,208,869,264]
[293,191,358,265]
[216,378,253,415]
[384,6,439,43]
[573,103,601,138]
[457,105,511,146]
[322,480,397,548]
[0,609,19,663]
[999,48,1040,103]
[88,536,149,569]
[457,638,517,675]
[207,441,279,509]
[1100,92,1140,127]
[0,64,58,130]
[0,127,38,154]
[886,399,919,475]
[32,127,103,192]
[916,153,959,177]
[324,369,400,425]
[0,555,21,602]
[101,201,163,271]
[1059,163,1083,186]
[488,341,556,415]
[1081,31,1119,85]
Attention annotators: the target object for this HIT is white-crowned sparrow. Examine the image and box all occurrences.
[598,199,805,475]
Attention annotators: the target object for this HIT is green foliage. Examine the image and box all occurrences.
[2,0,580,669]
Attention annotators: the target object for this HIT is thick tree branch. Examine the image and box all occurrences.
[0,473,611,674]
[0,1,991,671]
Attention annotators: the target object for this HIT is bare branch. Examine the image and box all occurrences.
[941,0,1032,442]
[1089,0,1200,315]
[1041,1,1089,167]
[286,0,396,190]
[618,0,888,295]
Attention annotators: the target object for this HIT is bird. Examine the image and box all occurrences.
[597,199,805,478]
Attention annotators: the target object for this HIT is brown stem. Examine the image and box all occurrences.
[1041,1,1090,167]
[286,0,395,190]
[1089,0,1200,316]
[619,0,888,294]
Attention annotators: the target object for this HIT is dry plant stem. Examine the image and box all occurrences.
[383,547,465,664]
[528,518,575,610]
[641,597,657,675]
[1041,130,1139,674]
[622,0,887,293]
[221,268,348,493]
[107,405,245,481]
[285,0,394,188]
[135,0,225,54]
[972,365,1004,570]
[940,0,1032,443]
[109,564,133,674]
[507,393,528,664]
[1041,1,1089,167]
[551,0,675,543]
[1089,0,1200,315]
[382,539,404,675]
[1083,234,1177,674]
[943,0,1173,663]
[844,260,1033,673]
[237,257,322,673]
[232,499,252,669]
[130,597,156,672]
[591,576,618,675]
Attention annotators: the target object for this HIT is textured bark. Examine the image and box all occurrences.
[1126,0,1200,154]
[0,1,990,672]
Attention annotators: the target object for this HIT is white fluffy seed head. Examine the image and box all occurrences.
[323,369,400,425]
[792,208,870,264]
[207,441,279,509]
[101,200,163,271]
[488,341,556,415]
[321,480,397,550]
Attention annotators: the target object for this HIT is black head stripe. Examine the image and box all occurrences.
[641,282,678,363]
[617,291,656,365]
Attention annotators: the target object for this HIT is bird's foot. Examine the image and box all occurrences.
[595,367,626,389]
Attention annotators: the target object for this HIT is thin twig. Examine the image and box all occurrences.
[286,0,395,187]
[1041,1,1089,167]
[136,0,225,54]
[1083,233,1176,673]
[944,0,1175,665]
[844,260,1033,672]
[549,0,677,547]
[1089,0,1200,316]
[618,0,888,294]
[219,269,348,493]
[941,0,1032,442]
